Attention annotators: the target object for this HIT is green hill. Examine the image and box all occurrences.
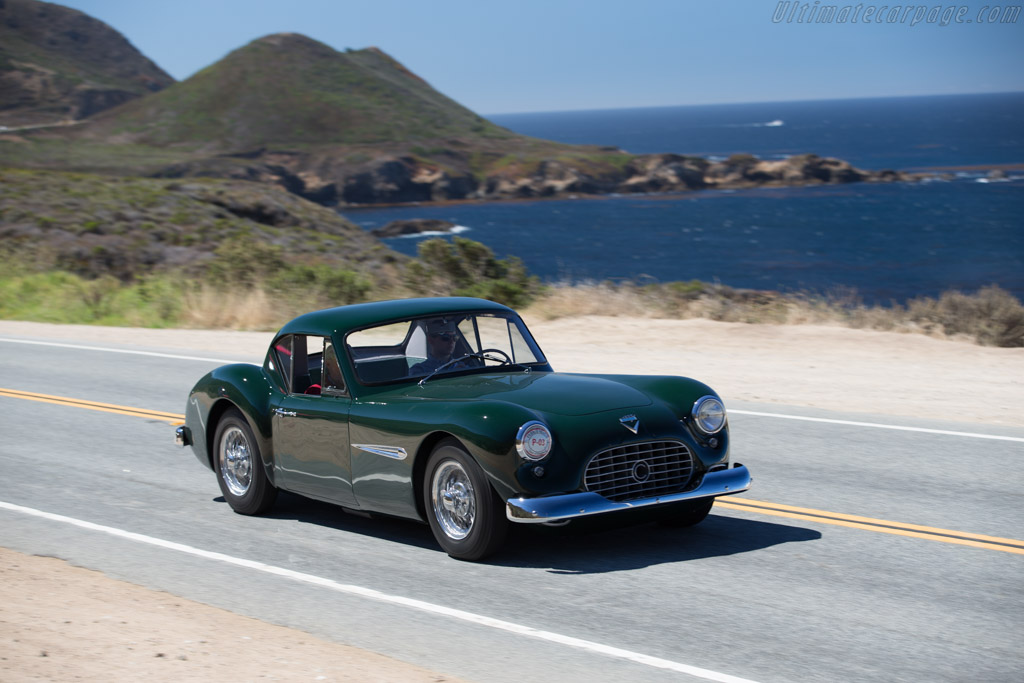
[77,34,515,150]
[0,0,174,126]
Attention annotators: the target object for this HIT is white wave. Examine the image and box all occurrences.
[394,224,472,239]
[720,119,785,128]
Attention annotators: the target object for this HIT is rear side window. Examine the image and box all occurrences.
[272,334,343,396]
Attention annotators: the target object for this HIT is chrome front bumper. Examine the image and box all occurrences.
[505,464,751,523]
[175,426,191,447]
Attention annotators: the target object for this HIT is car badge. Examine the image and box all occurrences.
[632,460,651,483]
[619,414,639,434]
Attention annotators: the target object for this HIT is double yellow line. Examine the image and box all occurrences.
[0,387,184,426]
[2,386,1022,555]
[718,498,1024,555]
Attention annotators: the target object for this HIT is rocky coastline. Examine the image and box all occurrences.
[154,149,927,207]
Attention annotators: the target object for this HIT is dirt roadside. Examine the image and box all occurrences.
[1,317,1021,681]
[0,548,459,682]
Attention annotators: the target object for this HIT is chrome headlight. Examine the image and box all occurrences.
[516,421,553,461]
[691,396,726,435]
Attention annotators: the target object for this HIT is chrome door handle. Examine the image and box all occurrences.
[273,408,297,417]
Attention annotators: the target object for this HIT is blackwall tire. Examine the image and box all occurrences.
[213,408,277,515]
[424,438,507,561]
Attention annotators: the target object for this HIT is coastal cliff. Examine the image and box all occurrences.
[148,148,917,206]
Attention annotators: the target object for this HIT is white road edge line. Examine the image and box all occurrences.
[0,337,243,364]
[0,500,759,683]
[730,409,1024,443]
[3,335,1019,443]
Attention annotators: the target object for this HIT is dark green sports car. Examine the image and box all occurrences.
[176,297,751,560]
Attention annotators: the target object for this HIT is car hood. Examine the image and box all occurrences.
[407,371,652,416]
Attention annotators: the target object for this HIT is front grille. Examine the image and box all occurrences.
[583,441,695,502]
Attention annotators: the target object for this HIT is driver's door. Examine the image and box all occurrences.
[270,335,356,506]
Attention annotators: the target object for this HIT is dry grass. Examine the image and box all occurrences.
[524,282,1024,347]
[177,283,411,331]
[180,286,287,330]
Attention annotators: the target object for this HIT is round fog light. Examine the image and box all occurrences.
[532,466,545,478]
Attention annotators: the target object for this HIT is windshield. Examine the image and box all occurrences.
[345,311,546,385]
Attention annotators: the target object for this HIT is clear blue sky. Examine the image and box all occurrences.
[55,0,1024,114]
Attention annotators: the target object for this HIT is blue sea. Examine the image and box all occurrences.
[343,92,1024,304]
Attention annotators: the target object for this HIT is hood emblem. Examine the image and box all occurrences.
[619,414,640,434]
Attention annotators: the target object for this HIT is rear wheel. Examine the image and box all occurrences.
[213,408,277,515]
[659,498,714,528]
[424,439,507,561]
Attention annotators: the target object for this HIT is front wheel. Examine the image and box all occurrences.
[213,408,277,515]
[424,439,507,561]
[659,498,714,528]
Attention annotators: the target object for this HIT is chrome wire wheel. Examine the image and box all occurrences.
[219,425,253,497]
[431,459,476,540]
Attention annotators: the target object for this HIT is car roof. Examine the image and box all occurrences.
[276,297,515,338]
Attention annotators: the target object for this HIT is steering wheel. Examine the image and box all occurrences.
[476,348,513,366]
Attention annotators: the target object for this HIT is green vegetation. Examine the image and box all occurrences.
[0,167,543,328]
[404,237,542,309]
[0,234,539,329]
[0,269,184,327]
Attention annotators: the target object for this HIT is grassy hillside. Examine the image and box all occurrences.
[0,0,174,126]
[74,34,515,150]
[0,167,540,327]
[0,167,401,281]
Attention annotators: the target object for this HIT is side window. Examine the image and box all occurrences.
[346,320,416,384]
[475,315,509,353]
[274,334,331,395]
[323,339,347,396]
[509,322,540,364]
[273,335,294,391]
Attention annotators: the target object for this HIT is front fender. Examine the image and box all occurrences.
[348,398,539,509]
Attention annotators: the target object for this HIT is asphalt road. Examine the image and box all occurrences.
[1,335,1022,682]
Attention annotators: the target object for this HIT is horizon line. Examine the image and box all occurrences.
[483,89,1024,118]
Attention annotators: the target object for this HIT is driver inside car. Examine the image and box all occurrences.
[410,318,475,374]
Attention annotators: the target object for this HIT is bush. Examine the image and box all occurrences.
[906,285,1024,347]
[267,264,371,306]
[205,234,287,286]
[404,237,541,308]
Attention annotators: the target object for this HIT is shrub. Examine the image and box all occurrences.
[268,264,371,306]
[205,234,287,286]
[404,237,541,308]
[906,285,1024,347]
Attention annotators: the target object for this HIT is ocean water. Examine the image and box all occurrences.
[344,93,1024,304]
